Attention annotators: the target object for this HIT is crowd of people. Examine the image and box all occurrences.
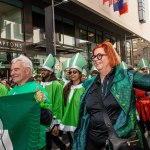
[0,41,150,150]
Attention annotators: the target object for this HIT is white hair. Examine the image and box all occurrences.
[12,55,33,74]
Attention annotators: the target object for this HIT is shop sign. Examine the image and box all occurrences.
[0,39,24,51]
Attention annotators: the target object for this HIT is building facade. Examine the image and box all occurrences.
[0,0,150,77]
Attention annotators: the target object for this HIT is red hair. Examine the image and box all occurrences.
[93,41,121,67]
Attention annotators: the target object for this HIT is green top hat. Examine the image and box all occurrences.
[82,68,87,77]
[42,54,56,72]
[56,69,62,80]
[138,58,149,69]
[69,53,87,72]
[62,58,70,71]
[120,61,128,69]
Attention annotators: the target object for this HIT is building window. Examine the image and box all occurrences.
[0,2,23,41]
[55,15,75,46]
[32,11,45,44]
[96,30,103,44]
[88,27,95,43]
[63,17,75,46]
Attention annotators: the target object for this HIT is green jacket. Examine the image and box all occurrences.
[73,66,150,150]
[8,81,49,149]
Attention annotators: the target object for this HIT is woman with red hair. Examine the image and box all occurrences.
[73,41,150,150]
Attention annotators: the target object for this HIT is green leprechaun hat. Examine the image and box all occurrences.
[56,69,62,80]
[138,58,149,69]
[42,54,56,72]
[69,52,87,72]
[120,61,128,69]
[62,58,71,71]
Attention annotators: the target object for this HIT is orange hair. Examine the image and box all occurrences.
[93,41,121,67]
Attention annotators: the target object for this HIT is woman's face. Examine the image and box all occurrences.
[69,68,81,84]
[92,47,110,72]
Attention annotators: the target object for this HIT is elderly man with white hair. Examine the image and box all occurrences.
[8,55,51,150]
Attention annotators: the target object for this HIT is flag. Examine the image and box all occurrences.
[103,0,113,6]
[0,93,40,150]
[113,0,124,11]
[119,0,128,15]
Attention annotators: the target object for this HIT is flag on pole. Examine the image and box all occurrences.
[119,0,128,15]
[0,93,40,150]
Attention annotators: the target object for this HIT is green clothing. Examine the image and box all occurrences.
[41,80,64,125]
[60,84,85,132]
[0,83,8,96]
[8,81,49,149]
[73,67,150,150]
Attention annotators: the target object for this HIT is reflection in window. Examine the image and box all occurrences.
[0,2,23,41]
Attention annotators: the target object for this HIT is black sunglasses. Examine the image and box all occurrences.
[69,70,78,75]
[91,53,107,60]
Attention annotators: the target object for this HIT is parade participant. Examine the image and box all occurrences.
[0,82,8,96]
[73,41,150,150]
[60,52,87,149]
[8,55,50,150]
[81,68,88,82]
[90,63,98,77]
[41,54,65,150]
[56,69,62,83]
[135,58,150,138]
[61,58,71,87]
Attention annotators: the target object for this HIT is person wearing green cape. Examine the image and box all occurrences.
[41,54,66,150]
[8,55,50,150]
[61,58,71,87]
[60,52,87,149]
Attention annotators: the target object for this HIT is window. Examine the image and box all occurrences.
[32,12,45,43]
[0,2,23,41]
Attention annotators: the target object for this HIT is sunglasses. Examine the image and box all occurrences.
[69,70,78,75]
[91,53,107,60]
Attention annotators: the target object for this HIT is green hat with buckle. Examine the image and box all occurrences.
[62,58,70,71]
[138,58,149,69]
[56,69,62,80]
[69,52,87,72]
[42,54,56,72]
[120,61,128,69]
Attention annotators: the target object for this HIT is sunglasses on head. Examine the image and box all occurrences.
[69,70,78,75]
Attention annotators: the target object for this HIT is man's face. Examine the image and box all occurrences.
[141,67,148,74]
[41,68,51,79]
[65,68,70,80]
[11,61,29,85]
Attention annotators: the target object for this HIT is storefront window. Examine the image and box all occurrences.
[96,30,103,44]
[0,2,23,41]
[88,27,95,43]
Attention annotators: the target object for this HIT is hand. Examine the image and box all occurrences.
[36,87,46,102]
[52,125,59,136]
